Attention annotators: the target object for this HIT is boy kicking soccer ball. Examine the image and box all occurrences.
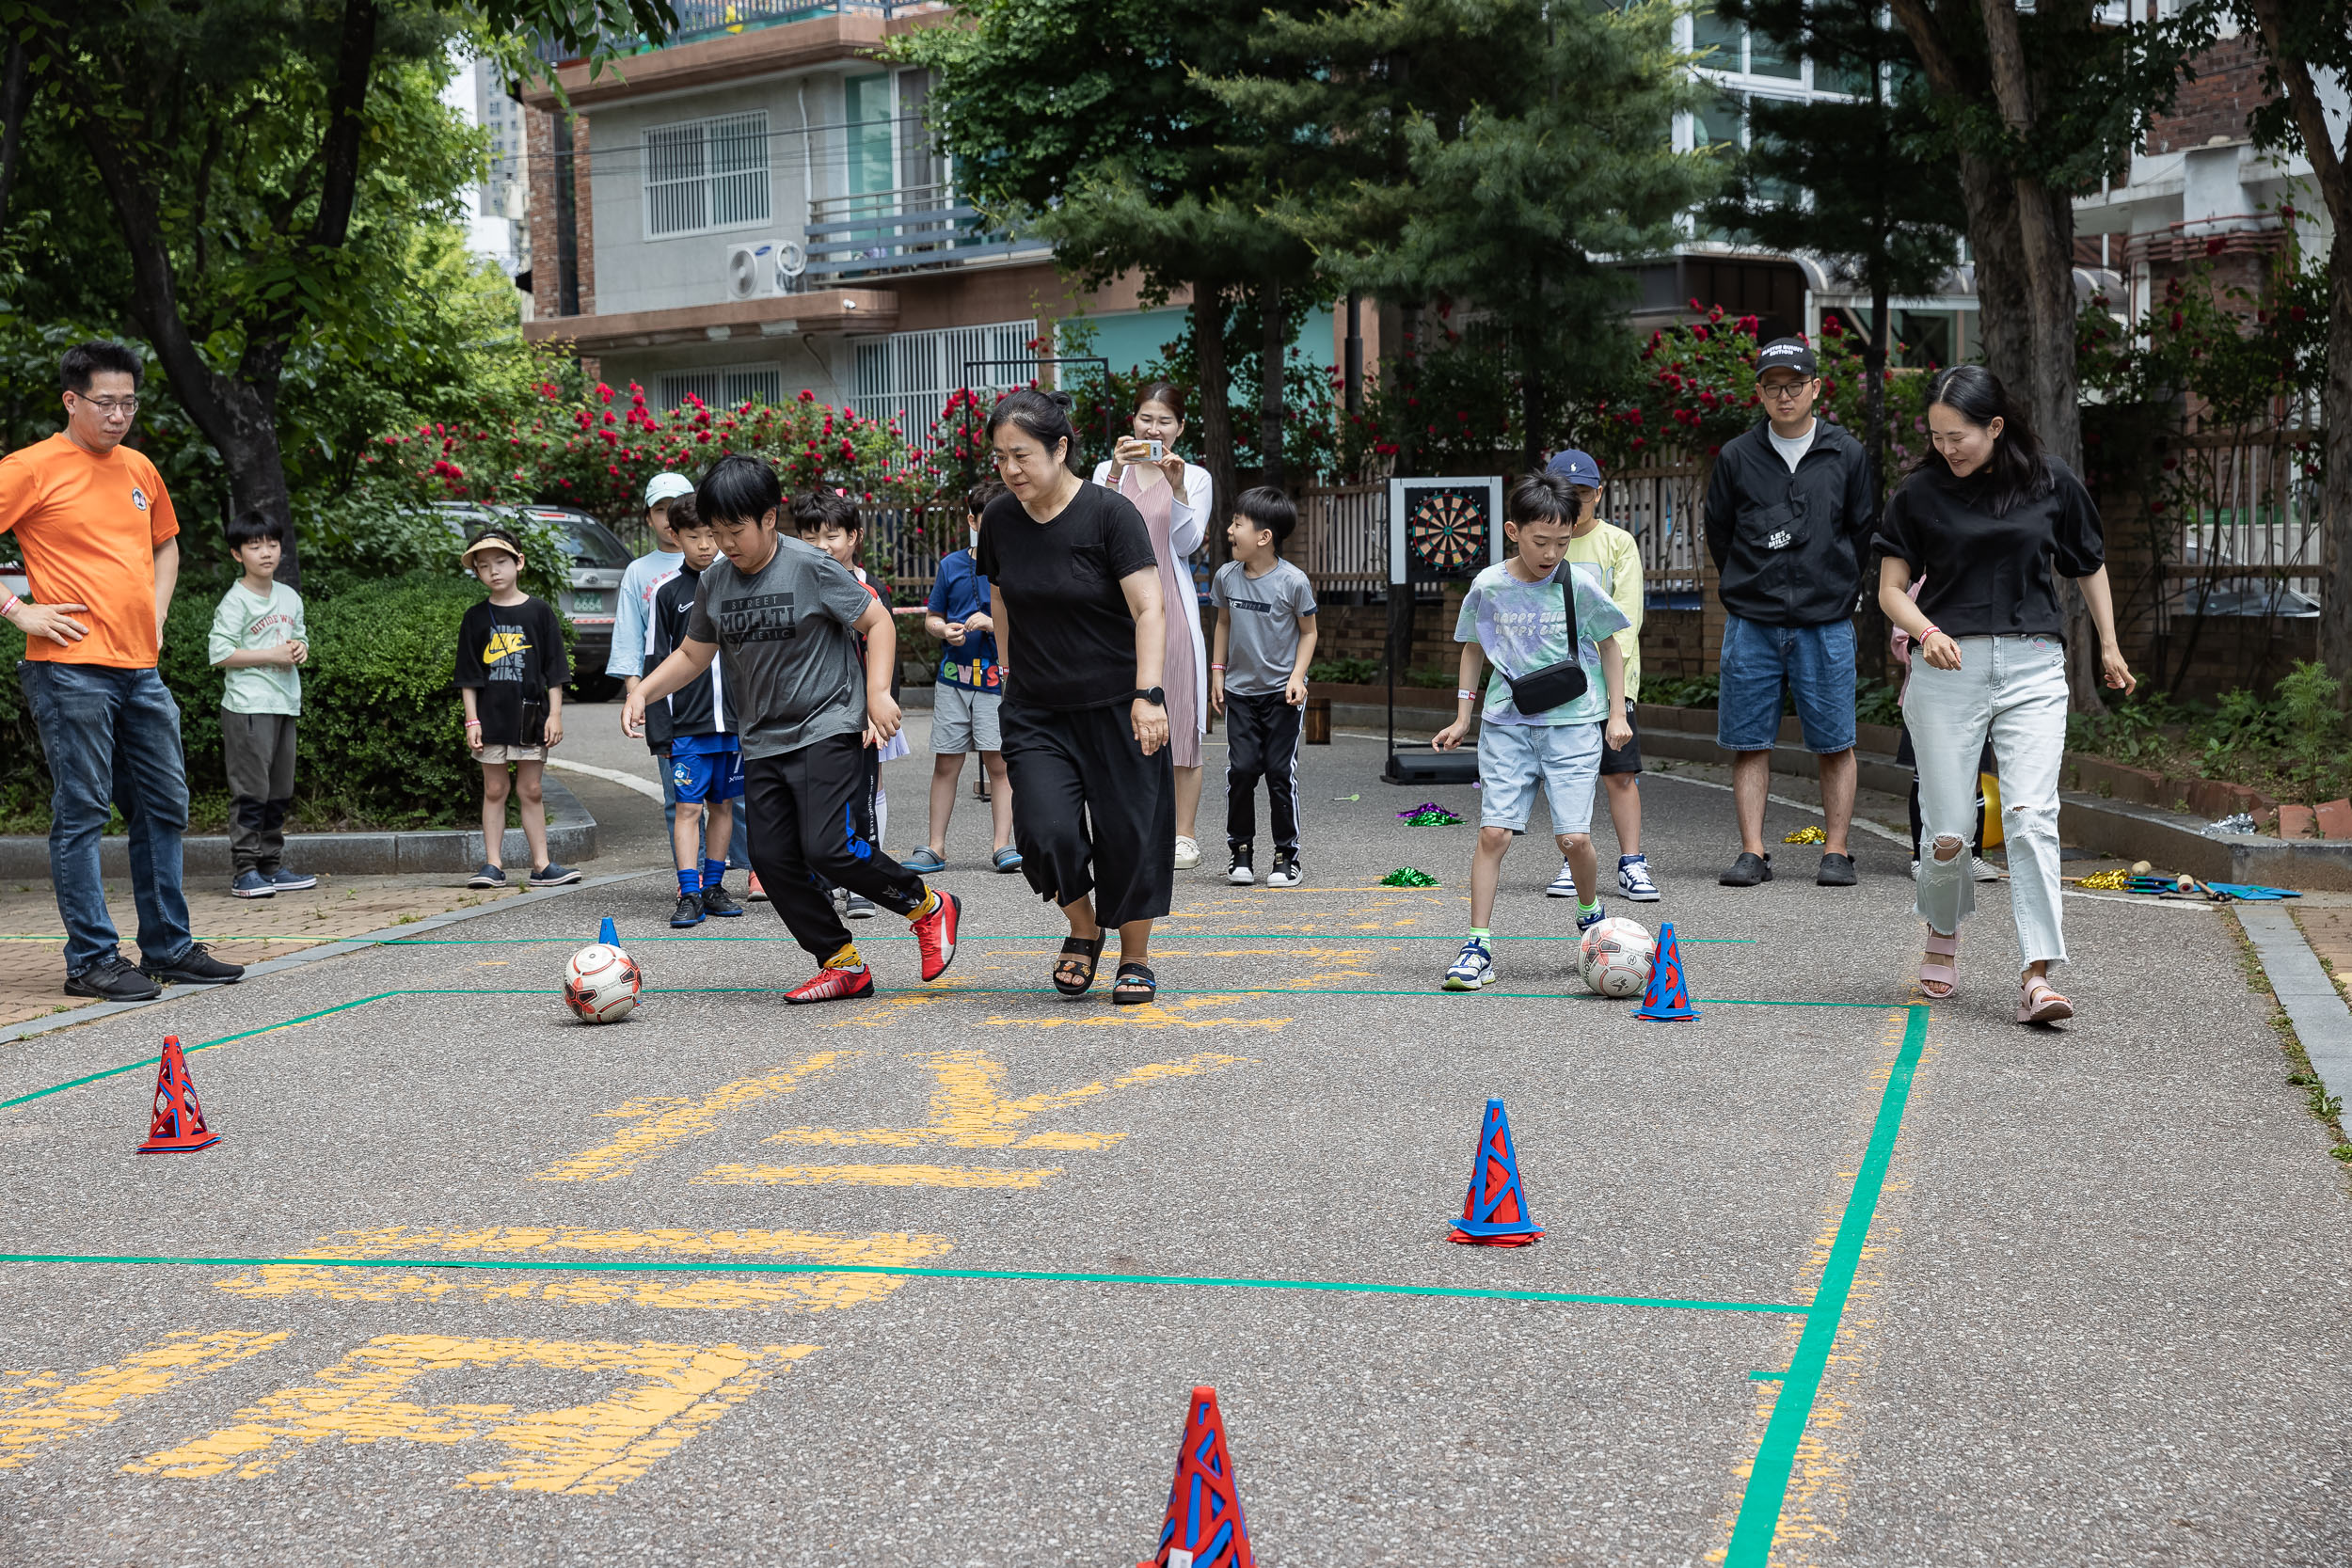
[624,455,962,1002]
[1432,472,1632,991]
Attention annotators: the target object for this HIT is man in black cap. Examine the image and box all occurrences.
[1701,337,1875,887]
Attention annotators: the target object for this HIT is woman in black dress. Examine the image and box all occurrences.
[978,389,1174,1004]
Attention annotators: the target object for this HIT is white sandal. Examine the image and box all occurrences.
[2018,974,2074,1024]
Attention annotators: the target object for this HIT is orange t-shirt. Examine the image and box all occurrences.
[0,433,180,667]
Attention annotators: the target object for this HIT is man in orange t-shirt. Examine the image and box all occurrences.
[2,342,244,1000]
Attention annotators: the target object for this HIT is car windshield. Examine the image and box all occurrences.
[520,511,633,569]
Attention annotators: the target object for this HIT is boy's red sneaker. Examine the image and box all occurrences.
[910,889,962,982]
[784,965,874,1006]
[746,872,768,903]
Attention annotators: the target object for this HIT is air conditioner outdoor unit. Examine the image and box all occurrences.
[724,239,781,300]
[774,240,807,293]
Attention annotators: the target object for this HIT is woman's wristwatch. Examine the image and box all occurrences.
[1132,687,1166,705]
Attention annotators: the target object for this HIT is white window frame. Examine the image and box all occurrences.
[658,363,788,413]
[852,321,1040,443]
[643,111,773,241]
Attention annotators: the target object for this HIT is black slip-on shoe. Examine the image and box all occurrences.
[139,942,245,986]
[1719,850,1773,887]
[1817,851,1858,886]
[64,955,161,1003]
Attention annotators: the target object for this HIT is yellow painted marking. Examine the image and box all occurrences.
[531,1053,856,1182]
[763,1049,1251,1151]
[209,1226,953,1314]
[691,1163,1059,1188]
[0,1332,287,1469]
[823,990,958,1029]
[982,995,1290,1031]
[126,1336,811,1491]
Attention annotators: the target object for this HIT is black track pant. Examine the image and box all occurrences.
[742,732,927,962]
[1222,690,1303,855]
[1001,699,1173,930]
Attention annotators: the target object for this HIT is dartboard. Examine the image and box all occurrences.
[1406,487,1490,578]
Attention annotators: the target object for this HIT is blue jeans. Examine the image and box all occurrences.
[1716,614,1857,753]
[18,661,195,975]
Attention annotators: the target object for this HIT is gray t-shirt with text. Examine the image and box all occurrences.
[686,535,875,758]
[1211,558,1319,695]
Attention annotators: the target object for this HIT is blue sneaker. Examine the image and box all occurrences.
[230,869,275,899]
[1616,855,1659,902]
[267,866,318,893]
[1442,938,1495,991]
[1577,899,1610,932]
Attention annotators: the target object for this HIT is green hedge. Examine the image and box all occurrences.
[5,571,516,832]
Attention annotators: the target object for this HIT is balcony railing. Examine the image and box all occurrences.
[804,183,1041,280]
[534,0,943,64]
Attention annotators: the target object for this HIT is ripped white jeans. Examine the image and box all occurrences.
[1902,634,2070,972]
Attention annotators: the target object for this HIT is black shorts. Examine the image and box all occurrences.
[1599,699,1642,776]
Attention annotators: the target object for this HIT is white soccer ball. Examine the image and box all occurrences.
[1578,917,1657,999]
[564,942,642,1023]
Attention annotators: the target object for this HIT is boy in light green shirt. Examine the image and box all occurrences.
[1549,449,1659,903]
[208,510,311,898]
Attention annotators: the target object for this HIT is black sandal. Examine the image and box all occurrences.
[1111,961,1157,1006]
[1053,935,1104,998]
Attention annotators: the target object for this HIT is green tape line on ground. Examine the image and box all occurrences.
[1723,1003,1929,1565]
[0,1251,1804,1316]
[376,933,1757,945]
[0,988,1899,1115]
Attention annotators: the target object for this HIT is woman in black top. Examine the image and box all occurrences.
[1874,365,2134,1024]
[978,388,1174,1004]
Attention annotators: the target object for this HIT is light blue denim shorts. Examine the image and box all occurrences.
[1477,721,1603,835]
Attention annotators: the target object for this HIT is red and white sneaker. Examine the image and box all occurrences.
[783,964,874,1006]
[746,872,768,903]
[909,889,962,982]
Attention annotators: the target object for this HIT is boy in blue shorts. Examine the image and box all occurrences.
[645,498,743,927]
[908,480,1018,874]
[1432,472,1632,991]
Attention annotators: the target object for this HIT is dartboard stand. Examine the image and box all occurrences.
[1383,476,1505,786]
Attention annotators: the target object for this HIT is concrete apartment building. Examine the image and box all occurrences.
[515,1,1335,436]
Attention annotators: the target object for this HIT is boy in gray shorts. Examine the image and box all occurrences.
[906,482,1019,874]
[1209,486,1319,888]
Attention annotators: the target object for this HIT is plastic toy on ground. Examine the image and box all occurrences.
[1632,921,1699,1021]
[1136,1386,1256,1568]
[1447,1097,1544,1245]
[2204,882,2302,901]
[137,1036,218,1153]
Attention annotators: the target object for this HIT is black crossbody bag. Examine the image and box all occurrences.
[1499,561,1589,715]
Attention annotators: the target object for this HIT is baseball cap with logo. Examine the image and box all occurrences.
[1545,449,1603,488]
[644,471,695,509]
[459,526,526,564]
[1755,338,1819,379]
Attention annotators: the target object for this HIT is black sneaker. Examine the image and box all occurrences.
[1228,850,1256,886]
[1720,850,1774,887]
[702,882,744,918]
[139,942,245,987]
[63,954,161,1003]
[670,893,707,928]
[1266,853,1303,889]
[1817,851,1858,886]
[468,863,508,889]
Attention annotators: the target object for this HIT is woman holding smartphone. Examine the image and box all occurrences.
[1093,382,1213,869]
[1874,364,2134,1024]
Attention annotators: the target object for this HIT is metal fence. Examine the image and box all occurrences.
[2164,427,2324,622]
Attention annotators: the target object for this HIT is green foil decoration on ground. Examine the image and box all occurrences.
[1380,867,1440,887]
[1401,808,1464,826]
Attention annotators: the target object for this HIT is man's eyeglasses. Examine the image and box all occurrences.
[75,396,140,417]
[1758,381,1814,403]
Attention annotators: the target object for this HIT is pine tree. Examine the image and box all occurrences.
[1703,0,1963,494]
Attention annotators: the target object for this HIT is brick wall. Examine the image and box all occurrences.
[2143,37,2269,154]
[526,107,596,321]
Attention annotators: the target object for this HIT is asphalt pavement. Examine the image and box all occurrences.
[0,723,2344,1566]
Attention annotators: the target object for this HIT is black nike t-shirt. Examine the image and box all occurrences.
[976,482,1160,710]
[453,594,568,747]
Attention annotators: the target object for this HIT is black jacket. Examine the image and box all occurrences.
[1702,418,1876,626]
[644,565,734,751]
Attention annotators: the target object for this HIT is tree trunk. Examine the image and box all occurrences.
[1865,265,1889,497]
[0,38,31,231]
[1193,282,1238,533]
[1258,279,1287,494]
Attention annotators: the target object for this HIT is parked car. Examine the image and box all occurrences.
[433,501,634,698]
